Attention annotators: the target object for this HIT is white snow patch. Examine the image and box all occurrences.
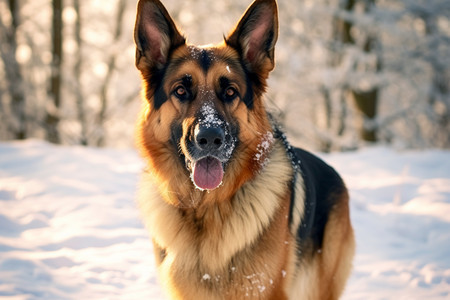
[202,274,211,281]
[199,102,223,128]
[254,131,274,169]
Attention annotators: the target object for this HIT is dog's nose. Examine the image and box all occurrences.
[195,126,225,150]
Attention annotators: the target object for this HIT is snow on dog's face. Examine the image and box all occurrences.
[184,100,236,191]
[167,54,242,191]
[134,0,278,201]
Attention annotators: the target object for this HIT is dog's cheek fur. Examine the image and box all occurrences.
[136,102,193,206]
[234,99,272,166]
[170,121,186,166]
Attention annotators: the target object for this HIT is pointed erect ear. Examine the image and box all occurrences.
[226,0,278,73]
[134,0,185,70]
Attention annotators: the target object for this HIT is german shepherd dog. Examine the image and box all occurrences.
[134,0,355,299]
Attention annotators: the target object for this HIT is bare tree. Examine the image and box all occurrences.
[0,0,27,139]
[45,0,63,143]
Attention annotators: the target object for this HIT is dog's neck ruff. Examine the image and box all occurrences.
[269,115,302,172]
[138,138,294,272]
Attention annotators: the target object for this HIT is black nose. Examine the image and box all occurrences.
[195,126,225,151]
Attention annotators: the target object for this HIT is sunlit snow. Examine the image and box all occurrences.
[0,140,449,299]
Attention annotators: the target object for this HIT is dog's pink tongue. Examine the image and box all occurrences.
[193,157,224,190]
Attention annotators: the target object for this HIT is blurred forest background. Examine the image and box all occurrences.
[1,0,449,151]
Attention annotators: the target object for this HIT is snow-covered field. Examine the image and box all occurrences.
[0,140,449,299]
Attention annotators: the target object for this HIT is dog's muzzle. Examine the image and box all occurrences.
[184,102,237,191]
[189,125,225,191]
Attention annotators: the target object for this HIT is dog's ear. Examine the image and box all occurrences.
[134,0,185,70]
[226,0,278,73]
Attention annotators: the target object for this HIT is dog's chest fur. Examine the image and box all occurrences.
[138,141,298,299]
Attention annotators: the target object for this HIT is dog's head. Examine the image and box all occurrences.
[135,0,278,201]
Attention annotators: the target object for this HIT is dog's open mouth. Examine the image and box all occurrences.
[191,156,224,191]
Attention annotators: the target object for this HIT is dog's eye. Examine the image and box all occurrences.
[173,86,190,101]
[175,86,186,97]
[223,87,238,101]
[226,88,235,97]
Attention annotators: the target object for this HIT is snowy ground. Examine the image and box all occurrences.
[0,140,449,299]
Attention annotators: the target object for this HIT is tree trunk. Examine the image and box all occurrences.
[2,0,27,139]
[423,14,450,147]
[73,0,88,146]
[46,0,63,144]
[352,89,378,142]
[320,85,333,152]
